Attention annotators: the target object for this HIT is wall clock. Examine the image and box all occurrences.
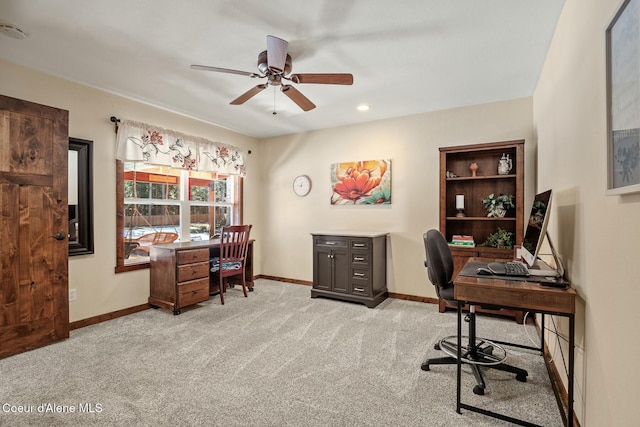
[293,175,312,197]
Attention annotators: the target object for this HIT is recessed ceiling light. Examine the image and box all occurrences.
[357,104,370,111]
[0,23,29,39]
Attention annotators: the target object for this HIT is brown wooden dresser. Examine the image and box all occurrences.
[149,240,254,314]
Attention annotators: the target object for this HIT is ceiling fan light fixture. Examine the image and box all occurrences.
[357,104,371,111]
[266,35,289,73]
[191,35,353,112]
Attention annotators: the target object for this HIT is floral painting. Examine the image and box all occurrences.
[330,159,391,205]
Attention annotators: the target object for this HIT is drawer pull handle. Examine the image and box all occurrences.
[354,272,365,277]
[325,241,337,245]
[353,257,365,261]
[353,243,365,247]
[354,287,365,292]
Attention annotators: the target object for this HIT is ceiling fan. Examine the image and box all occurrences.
[190,35,353,112]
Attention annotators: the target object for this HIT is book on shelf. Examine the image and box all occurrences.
[449,235,475,247]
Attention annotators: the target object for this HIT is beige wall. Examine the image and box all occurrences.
[260,99,535,297]
[0,59,261,323]
[534,0,640,425]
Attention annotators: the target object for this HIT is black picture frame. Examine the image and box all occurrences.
[69,137,94,255]
[606,0,640,195]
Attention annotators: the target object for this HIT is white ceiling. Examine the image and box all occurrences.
[0,0,565,139]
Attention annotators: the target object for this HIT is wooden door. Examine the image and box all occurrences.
[0,95,69,358]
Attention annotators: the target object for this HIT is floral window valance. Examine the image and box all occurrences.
[115,120,246,176]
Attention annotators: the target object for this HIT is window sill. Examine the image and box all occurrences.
[115,262,150,274]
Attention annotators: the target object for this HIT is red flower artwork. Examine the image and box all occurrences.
[332,160,389,204]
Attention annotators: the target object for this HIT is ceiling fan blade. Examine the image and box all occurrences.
[230,84,268,105]
[266,35,289,73]
[290,73,354,85]
[281,85,316,111]
[190,64,261,78]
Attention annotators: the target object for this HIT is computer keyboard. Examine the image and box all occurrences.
[487,261,530,277]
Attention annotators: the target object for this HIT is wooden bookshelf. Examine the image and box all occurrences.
[439,140,525,322]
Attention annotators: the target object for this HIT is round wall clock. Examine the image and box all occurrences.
[293,175,312,197]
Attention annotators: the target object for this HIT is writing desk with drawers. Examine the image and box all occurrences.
[149,239,254,315]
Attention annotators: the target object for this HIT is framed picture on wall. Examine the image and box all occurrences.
[68,137,94,255]
[330,159,391,205]
[606,0,640,195]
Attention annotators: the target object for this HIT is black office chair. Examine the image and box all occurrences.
[420,229,528,395]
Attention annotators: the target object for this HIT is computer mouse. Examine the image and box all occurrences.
[476,267,493,276]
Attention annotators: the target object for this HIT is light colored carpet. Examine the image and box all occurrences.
[0,279,562,426]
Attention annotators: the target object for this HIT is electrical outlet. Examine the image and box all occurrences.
[69,288,77,302]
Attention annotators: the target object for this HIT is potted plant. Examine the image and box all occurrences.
[479,227,514,249]
[481,193,515,218]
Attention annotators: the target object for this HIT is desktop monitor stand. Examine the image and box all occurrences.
[528,231,565,278]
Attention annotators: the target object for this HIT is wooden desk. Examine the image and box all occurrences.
[149,239,254,314]
[454,258,576,427]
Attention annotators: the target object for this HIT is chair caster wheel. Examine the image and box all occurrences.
[434,343,441,351]
[249,287,254,292]
[173,310,181,315]
[516,373,527,382]
[481,345,494,355]
[420,363,430,371]
[473,385,485,395]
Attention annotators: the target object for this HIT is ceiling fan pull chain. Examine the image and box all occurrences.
[273,86,277,115]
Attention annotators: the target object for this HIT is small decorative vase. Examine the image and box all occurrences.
[469,162,479,177]
[497,154,513,175]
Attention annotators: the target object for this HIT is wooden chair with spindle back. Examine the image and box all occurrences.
[210,225,252,305]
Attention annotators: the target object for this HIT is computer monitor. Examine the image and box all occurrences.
[521,189,553,268]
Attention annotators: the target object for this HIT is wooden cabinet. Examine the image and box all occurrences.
[313,237,350,293]
[440,140,525,322]
[311,232,388,308]
[149,247,210,315]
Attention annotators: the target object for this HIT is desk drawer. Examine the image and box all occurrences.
[177,278,209,306]
[351,252,369,265]
[177,248,209,265]
[350,239,369,250]
[352,267,370,281]
[315,237,347,247]
[351,278,371,296]
[177,261,210,282]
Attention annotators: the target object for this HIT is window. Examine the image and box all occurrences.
[116,160,242,272]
